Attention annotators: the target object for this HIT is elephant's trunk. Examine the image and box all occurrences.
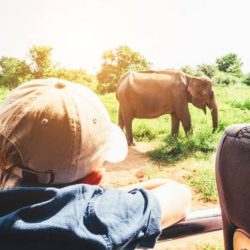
[208,98,218,130]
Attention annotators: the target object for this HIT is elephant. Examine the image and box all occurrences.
[116,70,218,145]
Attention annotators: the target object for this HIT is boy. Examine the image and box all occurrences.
[0,78,191,249]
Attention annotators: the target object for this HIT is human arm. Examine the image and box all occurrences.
[149,179,192,229]
[82,170,192,231]
[121,178,192,229]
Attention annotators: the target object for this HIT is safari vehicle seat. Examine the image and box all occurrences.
[216,124,250,250]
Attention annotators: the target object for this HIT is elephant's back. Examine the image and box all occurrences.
[117,71,186,118]
[127,71,184,96]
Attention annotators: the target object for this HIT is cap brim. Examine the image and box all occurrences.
[105,124,128,163]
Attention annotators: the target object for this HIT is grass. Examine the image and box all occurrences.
[231,98,250,110]
[0,87,9,102]
[187,167,218,202]
[200,242,224,250]
[147,129,219,163]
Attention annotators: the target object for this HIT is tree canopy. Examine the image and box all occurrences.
[0,46,96,90]
[216,53,243,77]
[0,57,31,89]
[28,46,54,79]
[97,46,151,93]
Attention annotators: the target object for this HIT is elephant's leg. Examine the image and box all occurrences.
[171,113,180,136]
[124,115,134,146]
[118,107,124,130]
[180,109,192,135]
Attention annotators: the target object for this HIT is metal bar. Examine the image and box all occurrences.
[158,207,222,241]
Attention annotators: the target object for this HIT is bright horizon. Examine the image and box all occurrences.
[1,0,250,74]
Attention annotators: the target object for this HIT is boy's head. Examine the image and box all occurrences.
[0,78,127,186]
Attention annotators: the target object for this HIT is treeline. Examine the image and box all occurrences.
[180,53,250,86]
[0,45,250,94]
[0,46,97,90]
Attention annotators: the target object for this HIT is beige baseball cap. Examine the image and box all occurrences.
[0,78,128,185]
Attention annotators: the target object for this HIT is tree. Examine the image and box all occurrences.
[216,53,243,77]
[97,46,151,93]
[197,64,217,78]
[180,65,203,77]
[0,57,31,89]
[243,73,250,86]
[28,46,54,79]
[51,67,97,91]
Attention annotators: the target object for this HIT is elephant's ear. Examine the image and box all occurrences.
[186,76,206,95]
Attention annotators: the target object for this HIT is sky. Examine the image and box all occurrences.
[0,0,250,73]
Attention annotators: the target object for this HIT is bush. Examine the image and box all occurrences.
[97,82,115,94]
[147,129,219,163]
[212,71,240,85]
[231,99,250,110]
[243,73,250,86]
[134,123,156,141]
[197,64,218,78]
[180,65,204,77]
[51,68,98,92]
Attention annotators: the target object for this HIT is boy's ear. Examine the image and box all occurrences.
[81,168,105,185]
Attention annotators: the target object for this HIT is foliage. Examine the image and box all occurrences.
[0,45,97,90]
[133,123,156,141]
[200,242,224,250]
[216,53,243,77]
[50,67,97,91]
[97,46,151,94]
[197,64,218,78]
[180,65,203,77]
[231,99,250,110]
[147,129,219,163]
[0,57,31,89]
[28,46,54,79]
[187,167,217,202]
[212,71,240,85]
[243,72,250,86]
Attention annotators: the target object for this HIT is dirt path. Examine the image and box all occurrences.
[101,142,223,250]
[101,142,155,187]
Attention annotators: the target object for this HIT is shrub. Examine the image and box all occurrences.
[212,71,240,85]
[97,82,115,94]
[231,99,250,110]
[134,123,156,141]
[197,64,218,78]
[180,65,204,77]
[147,129,219,163]
[243,73,250,86]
